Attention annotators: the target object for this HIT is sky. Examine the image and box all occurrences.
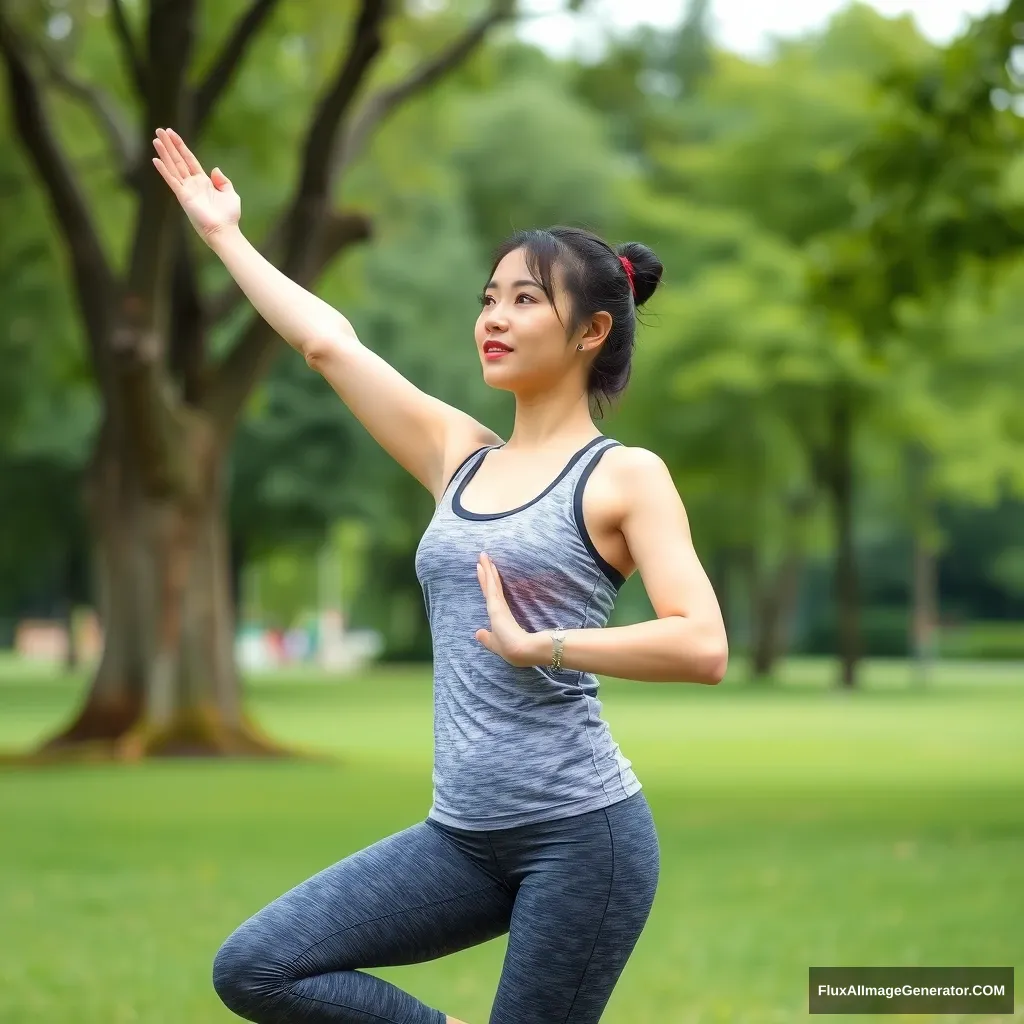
[517,0,1006,60]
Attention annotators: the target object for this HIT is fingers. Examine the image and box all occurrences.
[483,554,502,594]
[167,127,204,176]
[156,128,190,178]
[152,136,182,184]
[151,154,182,194]
[478,553,505,606]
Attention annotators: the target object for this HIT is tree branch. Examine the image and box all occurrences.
[0,13,115,382]
[31,40,138,180]
[203,0,391,428]
[169,228,206,405]
[109,295,194,497]
[290,0,389,226]
[124,0,199,306]
[105,0,201,496]
[109,0,146,97]
[203,0,518,431]
[335,0,515,179]
[206,207,369,323]
[194,0,283,134]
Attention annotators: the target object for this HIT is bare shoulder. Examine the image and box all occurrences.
[592,444,681,521]
[604,444,672,479]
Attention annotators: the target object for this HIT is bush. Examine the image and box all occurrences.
[938,622,1024,661]
[800,606,910,657]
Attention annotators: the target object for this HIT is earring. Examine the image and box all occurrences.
[577,343,584,351]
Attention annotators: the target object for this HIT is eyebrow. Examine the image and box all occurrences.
[484,278,543,290]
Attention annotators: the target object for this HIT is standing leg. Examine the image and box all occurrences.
[213,818,515,1023]
[488,793,660,1024]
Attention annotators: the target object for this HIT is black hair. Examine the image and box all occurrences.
[485,226,663,419]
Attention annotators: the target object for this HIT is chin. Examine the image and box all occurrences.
[480,373,516,393]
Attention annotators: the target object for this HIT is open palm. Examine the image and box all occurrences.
[151,127,240,242]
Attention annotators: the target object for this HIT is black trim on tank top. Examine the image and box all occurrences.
[573,440,626,590]
[439,444,492,501]
[452,434,607,521]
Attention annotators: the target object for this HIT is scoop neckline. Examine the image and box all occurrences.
[452,435,609,521]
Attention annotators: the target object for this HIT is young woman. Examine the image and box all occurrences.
[152,127,727,1024]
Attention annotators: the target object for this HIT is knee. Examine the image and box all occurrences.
[212,927,280,1018]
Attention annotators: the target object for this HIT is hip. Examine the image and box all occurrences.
[426,789,660,892]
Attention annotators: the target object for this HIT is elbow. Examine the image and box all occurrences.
[705,646,729,684]
[303,325,357,370]
[689,634,729,685]
[303,339,339,372]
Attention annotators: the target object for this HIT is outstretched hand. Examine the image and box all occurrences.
[151,127,240,243]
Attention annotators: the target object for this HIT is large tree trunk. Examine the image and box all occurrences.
[38,419,285,760]
[1,0,515,761]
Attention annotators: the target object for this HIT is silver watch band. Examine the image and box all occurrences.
[550,628,566,671]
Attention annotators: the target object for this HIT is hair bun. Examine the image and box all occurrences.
[616,242,663,307]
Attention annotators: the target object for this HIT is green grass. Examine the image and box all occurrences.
[0,658,1021,1023]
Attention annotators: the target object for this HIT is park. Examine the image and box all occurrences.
[1,0,1022,1021]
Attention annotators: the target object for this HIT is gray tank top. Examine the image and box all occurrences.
[414,434,643,830]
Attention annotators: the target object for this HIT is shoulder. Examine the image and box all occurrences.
[592,444,682,520]
[603,444,669,476]
[602,444,676,493]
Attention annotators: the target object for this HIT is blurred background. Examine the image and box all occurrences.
[0,0,1021,1021]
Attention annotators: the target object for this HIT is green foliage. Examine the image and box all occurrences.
[4,0,1024,663]
[450,70,626,246]
[939,621,1024,660]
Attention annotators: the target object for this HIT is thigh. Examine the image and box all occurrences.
[217,818,515,981]
[489,794,661,1024]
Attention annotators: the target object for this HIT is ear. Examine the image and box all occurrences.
[580,310,613,348]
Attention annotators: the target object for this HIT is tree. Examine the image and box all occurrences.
[639,1,1024,686]
[808,0,1024,682]
[0,0,524,758]
[644,17,896,685]
[612,184,827,679]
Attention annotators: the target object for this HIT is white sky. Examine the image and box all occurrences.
[517,0,1006,60]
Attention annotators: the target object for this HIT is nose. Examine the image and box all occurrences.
[483,304,508,332]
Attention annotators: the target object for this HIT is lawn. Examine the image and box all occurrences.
[0,657,1021,1023]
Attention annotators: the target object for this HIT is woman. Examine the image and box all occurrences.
[152,127,727,1024]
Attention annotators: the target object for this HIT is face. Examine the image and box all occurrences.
[475,248,582,396]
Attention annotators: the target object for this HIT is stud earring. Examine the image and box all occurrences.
[577,343,584,351]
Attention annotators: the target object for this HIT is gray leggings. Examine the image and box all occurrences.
[212,790,660,1024]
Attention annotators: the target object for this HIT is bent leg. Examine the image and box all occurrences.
[489,794,660,1024]
[214,818,514,1024]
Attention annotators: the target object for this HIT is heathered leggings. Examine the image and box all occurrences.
[212,789,660,1024]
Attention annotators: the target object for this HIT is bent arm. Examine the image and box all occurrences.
[525,615,726,685]
[526,447,728,685]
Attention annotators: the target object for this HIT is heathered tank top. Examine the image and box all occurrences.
[414,434,643,830]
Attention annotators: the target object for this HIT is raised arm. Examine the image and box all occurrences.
[152,128,501,499]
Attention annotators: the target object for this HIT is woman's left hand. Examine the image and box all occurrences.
[475,552,539,668]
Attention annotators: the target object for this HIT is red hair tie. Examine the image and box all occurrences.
[619,255,636,298]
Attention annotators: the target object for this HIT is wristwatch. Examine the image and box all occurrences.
[549,627,567,671]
